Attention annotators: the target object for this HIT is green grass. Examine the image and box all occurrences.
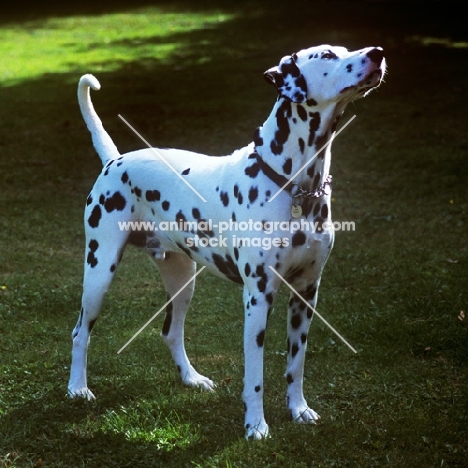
[1,1,467,467]
[1,8,235,86]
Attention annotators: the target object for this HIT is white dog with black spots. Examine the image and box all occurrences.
[68,44,386,439]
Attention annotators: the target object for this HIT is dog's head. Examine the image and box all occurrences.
[264,45,386,105]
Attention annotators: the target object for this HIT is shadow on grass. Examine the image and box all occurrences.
[1,383,243,467]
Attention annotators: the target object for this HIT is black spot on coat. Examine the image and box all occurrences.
[175,210,186,224]
[248,187,258,204]
[321,203,329,219]
[255,264,268,292]
[291,313,302,329]
[88,239,99,252]
[146,190,161,202]
[291,342,299,358]
[104,192,126,212]
[308,112,321,146]
[292,230,306,247]
[298,138,305,153]
[245,163,260,178]
[220,191,229,207]
[283,158,292,175]
[88,205,102,228]
[297,105,307,121]
[212,253,242,284]
[256,329,265,347]
[270,100,292,155]
[86,239,99,268]
[315,133,329,150]
[162,297,173,336]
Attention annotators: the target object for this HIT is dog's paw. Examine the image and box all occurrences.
[68,387,96,401]
[291,406,320,424]
[181,367,215,392]
[245,419,270,440]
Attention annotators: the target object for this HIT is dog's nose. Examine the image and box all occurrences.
[366,47,384,65]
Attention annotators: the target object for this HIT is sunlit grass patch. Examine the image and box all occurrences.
[67,402,201,449]
[0,8,235,85]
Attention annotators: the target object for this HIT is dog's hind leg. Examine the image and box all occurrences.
[156,252,214,391]
[68,230,127,400]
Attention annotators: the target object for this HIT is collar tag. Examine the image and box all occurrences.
[291,204,303,218]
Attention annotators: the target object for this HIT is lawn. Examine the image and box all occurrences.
[0,1,467,467]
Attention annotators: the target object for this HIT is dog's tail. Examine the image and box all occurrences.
[78,74,120,165]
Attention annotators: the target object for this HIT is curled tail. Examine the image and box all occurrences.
[78,74,120,165]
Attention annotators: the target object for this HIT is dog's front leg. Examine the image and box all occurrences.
[242,285,271,439]
[285,283,321,425]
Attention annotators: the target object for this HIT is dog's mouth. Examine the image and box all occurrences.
[357,67,385,93]
[340,69,384,96]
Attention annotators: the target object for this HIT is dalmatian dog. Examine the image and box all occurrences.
[68,45,385,439]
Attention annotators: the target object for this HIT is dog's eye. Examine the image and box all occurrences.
[321,51,337,60]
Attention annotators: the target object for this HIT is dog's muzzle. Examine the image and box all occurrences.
[341,47,386,96]
[364,47,386,87]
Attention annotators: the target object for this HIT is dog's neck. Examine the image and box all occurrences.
[253,97,346,191]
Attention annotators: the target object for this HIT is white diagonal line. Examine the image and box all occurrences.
[268,114,356,202]
[117,266,206,354]
[118,114,207,202]
[268,266,357,353]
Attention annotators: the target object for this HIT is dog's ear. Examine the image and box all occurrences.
[264,55,307,103]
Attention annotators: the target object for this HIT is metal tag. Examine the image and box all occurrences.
[291,204,303,218]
